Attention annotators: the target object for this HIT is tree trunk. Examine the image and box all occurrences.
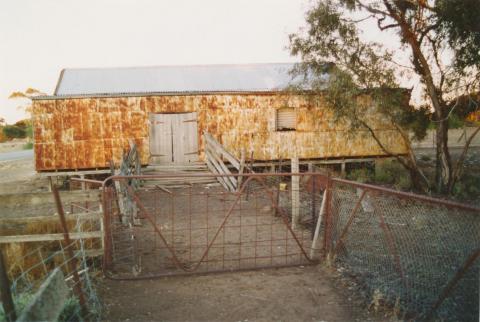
[435,117,452,193]
[409,167,428,192]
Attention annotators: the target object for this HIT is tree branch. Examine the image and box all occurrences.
[450,125,480,190]
[377,16,399,30]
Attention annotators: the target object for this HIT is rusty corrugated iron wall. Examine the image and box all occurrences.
[32,93,407,171]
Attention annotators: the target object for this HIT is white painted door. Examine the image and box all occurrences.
[149,112,199,164]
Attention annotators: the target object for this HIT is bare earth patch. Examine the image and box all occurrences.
[98,265,387,322]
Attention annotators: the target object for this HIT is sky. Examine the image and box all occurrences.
[0,0,403,124]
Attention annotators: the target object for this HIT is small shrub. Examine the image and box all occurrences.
[3,125,26,139]
[25,124,33,138]
[453,173,480,200]
[395,174,412,190]
[0,293,33,320]
[347,168,374,183]
[419,154,431,162]
[374,163,395,184]
[23,142,33,150]
[375,159,412,190]
[58,297,81,321]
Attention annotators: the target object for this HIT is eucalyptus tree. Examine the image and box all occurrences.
[289,0,480,193]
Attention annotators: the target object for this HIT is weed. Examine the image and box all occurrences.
[453,173,480,200]
[347,168,373,183]
[23,142,33,150]
[375,160,412,190]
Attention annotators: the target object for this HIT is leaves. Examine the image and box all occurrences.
[9,88,46,100]
[436,0,480,70]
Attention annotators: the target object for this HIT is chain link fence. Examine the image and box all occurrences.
[325,178,480,321]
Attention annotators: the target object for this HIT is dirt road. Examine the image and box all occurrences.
[98,265,386,322]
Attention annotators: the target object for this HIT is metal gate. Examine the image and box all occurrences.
[91,171,480,320]
[102,173,321,279]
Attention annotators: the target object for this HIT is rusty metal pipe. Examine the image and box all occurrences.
[99,173,480,212]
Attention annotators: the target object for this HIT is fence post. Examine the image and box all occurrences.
[310,174,317,238]
[291,157,300,230]
[322,175,333,258]
[102,187,113,271]
[310,188,327,260]
[0,249,16,322]
[237,148,246,192]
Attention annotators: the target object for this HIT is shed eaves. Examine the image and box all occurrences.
[53,63,305,97]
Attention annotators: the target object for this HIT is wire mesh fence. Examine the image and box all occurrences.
[1,202,103,321]
[100,172,479,321]
[325,178,480,321]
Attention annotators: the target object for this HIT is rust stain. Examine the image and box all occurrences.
[32,93,407,171]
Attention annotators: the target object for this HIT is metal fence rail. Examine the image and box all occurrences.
[98,172,479,321]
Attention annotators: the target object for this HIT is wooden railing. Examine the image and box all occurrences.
[203,132,246,192]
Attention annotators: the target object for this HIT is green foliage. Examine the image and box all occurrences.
[347,168,374,183]
[23,142,33,150]
[25,124,33,138]
[436,0,480,70]
[288,1,430,140]
[395,174,412,191]
[427,114,466,130]
[419,154,432,162]
[58,296,81,321]
[3,125,26,139]
[398,105,431,141]
[288,0,480,193]
[0,293,33,320]
[374,160,412,190]
[448,114,465,129]
[452,173,480,200]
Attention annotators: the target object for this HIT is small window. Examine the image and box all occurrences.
[276,107,296,131]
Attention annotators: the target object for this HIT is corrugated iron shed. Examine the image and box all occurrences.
[31,63,406,172]
[53,63,321,97]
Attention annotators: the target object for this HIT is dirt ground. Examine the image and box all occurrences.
[0,139,28,153]
[98,265,389,322]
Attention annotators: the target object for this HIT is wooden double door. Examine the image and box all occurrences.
[149,112,199,164]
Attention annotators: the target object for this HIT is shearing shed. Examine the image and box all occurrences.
[31,63,407,172]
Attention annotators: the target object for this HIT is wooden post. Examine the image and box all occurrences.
[80,174,86,191]
[341,162,346,178]
[310,175,317,238]
[0,249,16,322]
[310,189,327,260]
[237,149,246,191]
[245,151,254,201]
[291,157,300,230]
[274,158,283,216]
[308,163,314,173]
[323,176,334,257]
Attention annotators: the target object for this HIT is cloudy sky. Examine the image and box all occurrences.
[0,0,400,123]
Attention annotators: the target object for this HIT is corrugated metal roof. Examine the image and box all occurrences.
[53,63,307,97]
